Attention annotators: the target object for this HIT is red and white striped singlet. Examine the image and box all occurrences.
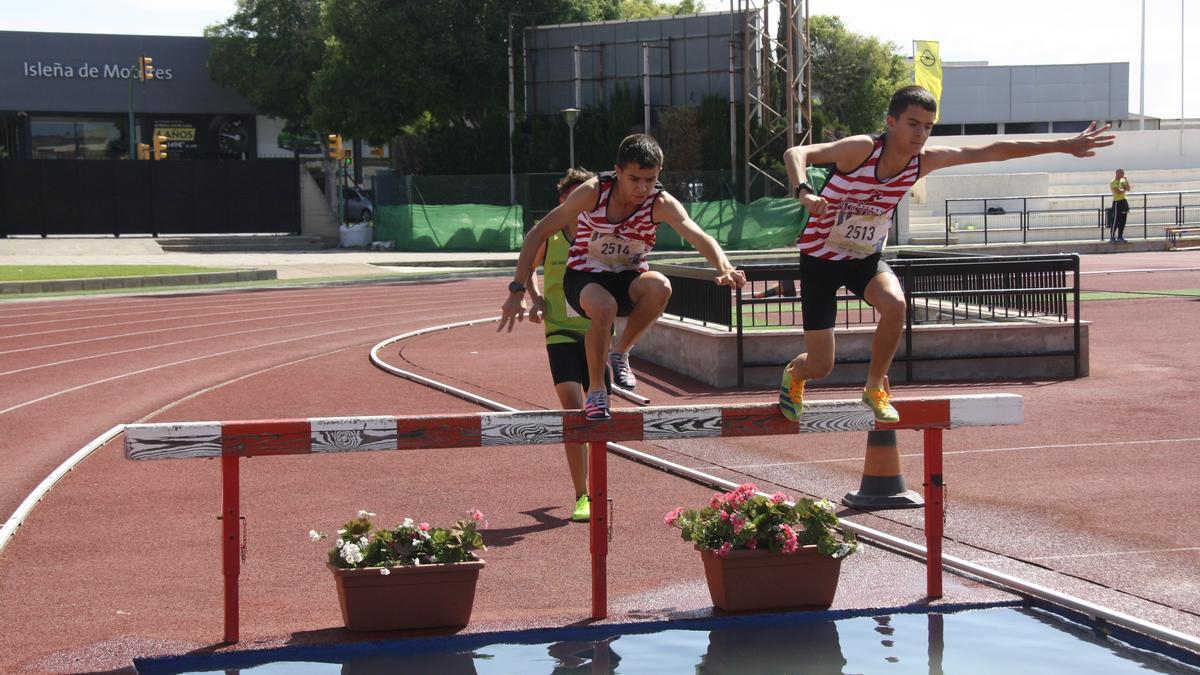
[797,135,920,261]
[567,172,662,273]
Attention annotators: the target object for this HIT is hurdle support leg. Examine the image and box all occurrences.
[589,439,608,620]
[220,454,240,643]
[923,428,944,599]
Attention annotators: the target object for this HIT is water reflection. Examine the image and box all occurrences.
[697,619,846,674]
[547,636,621,674]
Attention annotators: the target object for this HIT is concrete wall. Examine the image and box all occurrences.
[299,166,339,245]
[926,129,1200,175]
[911,173,1052,216]
[635,317,1087,388]
[938,62,1128,126]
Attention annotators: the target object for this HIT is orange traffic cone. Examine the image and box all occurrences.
[841,429,923,510]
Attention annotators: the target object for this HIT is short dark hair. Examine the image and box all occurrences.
[616,134,663,169]
[556,167,595,196]
[887,85,938,119]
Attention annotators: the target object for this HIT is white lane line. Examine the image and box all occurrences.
[0,292,482,356]
[968,547,1200,564]
[0,309,478,416]
[0,289,468,341]
[695,436,1200,470]
[0,285,383,325]
[0,309,436,377]
[0,276,494,322]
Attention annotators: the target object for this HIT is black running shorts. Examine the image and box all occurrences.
[562,269,642,319]
[546,336,612,392]
[799,253,894,330]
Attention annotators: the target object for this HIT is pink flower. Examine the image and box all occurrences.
[716,542,733,557]
[770,492,787,504]
[663,507,684,526]
[725,483,757,507]
[719,510,731,521]
[731,513,746,533]
[746,538,758,549]
[418,522,430,531]
[709,492,725,508]
[782,538,798,553]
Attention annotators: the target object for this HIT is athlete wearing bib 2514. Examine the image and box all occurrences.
[562,171,663,319]
[796,135,918,331]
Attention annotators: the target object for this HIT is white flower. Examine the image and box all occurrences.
[379,568,391,576]
[340,542,363,565]
[308,530,323,542]
[334,538,345,549]
[402,518,414,528]
[816,499,835,511]
[358,536,369,547]
[411,558,421,565]
[337,529,346,536]
[358,510,376,518]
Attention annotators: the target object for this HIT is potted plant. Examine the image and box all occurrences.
[310,509,487,632]
[665,484,857,612]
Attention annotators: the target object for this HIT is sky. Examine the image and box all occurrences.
[5,0,1195,120]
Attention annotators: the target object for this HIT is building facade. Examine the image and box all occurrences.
[0,30,299,161]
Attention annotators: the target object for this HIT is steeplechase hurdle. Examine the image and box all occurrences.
[123,393,1022,643]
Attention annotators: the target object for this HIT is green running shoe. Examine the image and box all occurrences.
[778,366,805,422]
[862,387,900,422]
[570,494,591,522]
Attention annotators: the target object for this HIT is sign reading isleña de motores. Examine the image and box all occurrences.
[23,61,173,80]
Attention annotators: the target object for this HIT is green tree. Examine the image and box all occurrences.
[204,0,325,151]
[808,15,910,136]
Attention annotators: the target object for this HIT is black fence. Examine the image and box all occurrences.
[943,190,1200,244]
[656,253,1081,386]
[0,159,300,237]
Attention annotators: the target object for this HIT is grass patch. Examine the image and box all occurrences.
[0,265,232,281]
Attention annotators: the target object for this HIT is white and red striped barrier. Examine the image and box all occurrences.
[124,394,1022,460]
[122,393,1022,644]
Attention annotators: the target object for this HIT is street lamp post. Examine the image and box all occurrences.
[561,107,580,169]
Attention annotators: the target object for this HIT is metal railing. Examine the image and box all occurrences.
[942,190,1200,245]
[659,254,1080,387]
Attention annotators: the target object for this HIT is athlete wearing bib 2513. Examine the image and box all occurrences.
[796,135,919,330]
[562,171,663,319]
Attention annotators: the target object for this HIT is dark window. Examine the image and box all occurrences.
[931,123,961,136]
[31,116,127,159]
[964,123,998,135]
[1051,121,1091,133]
[1005,122,1050,134]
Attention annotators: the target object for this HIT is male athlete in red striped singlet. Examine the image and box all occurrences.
[500,134,746,421]
[779,85,1114,423]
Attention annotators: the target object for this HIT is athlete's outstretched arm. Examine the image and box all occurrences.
[921,122,1114,175]
[657,192,746,289]
[499,179,597,332]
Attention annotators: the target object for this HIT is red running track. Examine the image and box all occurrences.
[0,252,1198,671]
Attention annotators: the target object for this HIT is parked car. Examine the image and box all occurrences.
[343,185,374,222]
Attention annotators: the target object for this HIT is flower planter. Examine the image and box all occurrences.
[698,545,841,612]
[328,560,484,632]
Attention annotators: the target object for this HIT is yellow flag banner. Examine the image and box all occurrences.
[914,40,942,123]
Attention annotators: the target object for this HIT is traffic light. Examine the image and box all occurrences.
[139,55,154,81]
[136,143,150,161]
[152,133,168,160]
[327,133,344,160]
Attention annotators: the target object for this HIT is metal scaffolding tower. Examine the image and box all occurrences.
[739,0,811,202]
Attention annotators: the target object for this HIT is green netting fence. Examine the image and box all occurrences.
[371,170,806,252]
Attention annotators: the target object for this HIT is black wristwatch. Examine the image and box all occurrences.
[508,280,526,294]
[794,182,814,198]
